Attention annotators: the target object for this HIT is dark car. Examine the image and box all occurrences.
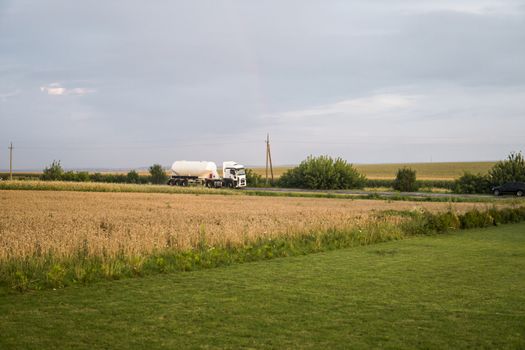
[492,182,525,196]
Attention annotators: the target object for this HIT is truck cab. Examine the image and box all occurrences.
[222,161,246,188]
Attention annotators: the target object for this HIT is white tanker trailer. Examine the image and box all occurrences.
[168,161,246,188]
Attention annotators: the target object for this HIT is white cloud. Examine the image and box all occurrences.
[40,83,95,96]
[251,85,525,153]
[262,94,418,121]
[0,89,21,102]
[406,0,523,16]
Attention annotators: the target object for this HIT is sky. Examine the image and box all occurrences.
[1,0,525,169]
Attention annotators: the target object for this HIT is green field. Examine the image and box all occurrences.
[1,223,523,349]
[252,161,496,180]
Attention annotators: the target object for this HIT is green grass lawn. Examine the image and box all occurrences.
[1,224,524,349]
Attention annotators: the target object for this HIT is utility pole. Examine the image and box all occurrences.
[265,135,268,184]
[8,142,13,180]
[265,133,274,185]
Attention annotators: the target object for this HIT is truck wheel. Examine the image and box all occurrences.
[493,189,500,196]
[227,182,234,188]
[517,190,523,197]
[181,180,188,187]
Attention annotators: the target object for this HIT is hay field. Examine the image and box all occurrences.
[251,161,495,180]
[0,190,492,261]
[354,162,495,180]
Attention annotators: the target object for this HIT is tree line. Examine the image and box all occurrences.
[37,152,525,193]
[41,161,168,184]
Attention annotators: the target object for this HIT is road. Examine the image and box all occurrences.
[244,187,501,200]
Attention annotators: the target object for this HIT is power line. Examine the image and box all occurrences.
[14,140,261,150]
[10,135,523,151]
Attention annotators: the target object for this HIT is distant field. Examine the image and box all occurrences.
[2,161,495,181]
[251,161,496,180]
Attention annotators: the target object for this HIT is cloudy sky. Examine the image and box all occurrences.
[1,0,524,169]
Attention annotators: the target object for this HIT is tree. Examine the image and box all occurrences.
[149,164,168,184]
[91,172,103,182]
[393,167,419,192]
[454,172,491,194]
[41,160,64,181]
[489,152,525,185]
[126,170,140,184]
[245,168,263,187]
[278,155,366,190]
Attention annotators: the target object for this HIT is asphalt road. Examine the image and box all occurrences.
[244,187,503,200]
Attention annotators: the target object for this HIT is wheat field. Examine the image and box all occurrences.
[251,161,496,180]
[0,190,494,261]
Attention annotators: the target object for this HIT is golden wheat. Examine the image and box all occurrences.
[251,162,496,180]
[0,190,494,260]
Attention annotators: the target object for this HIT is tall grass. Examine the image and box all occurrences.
[0,180,234,195]
[2,205,524,292]
[5,189,486,262]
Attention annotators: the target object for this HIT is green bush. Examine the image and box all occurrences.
[489,152,525,185]
[91,172,104,182]
[126,170,140,184]
[40,168,152,185]
[76,171,90,182]
[393,168,419,192]
[46,264,66,288]
[278,155,366,190]
[61,171,76,181]
[488,206,525,225]
[425,211,461,233]
[366,179,455,190]
[90,173,149,184]
[149,164,168,185]
[454,172,491,194]
[11,271,30,293]
[365,179,394,188]
[61,171,91,182]
[41,160,64,181]
[453,152,525,194]
[459,210,494,229]
[245,168,264,187]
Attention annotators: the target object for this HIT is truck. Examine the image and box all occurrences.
[167,160,247,188]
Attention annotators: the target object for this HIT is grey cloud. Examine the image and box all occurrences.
[1,0,524,168]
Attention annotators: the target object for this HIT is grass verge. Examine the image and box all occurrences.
[0,180,507,203]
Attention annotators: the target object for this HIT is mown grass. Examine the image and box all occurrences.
[0,223,523,349]
[2,205,525,293]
